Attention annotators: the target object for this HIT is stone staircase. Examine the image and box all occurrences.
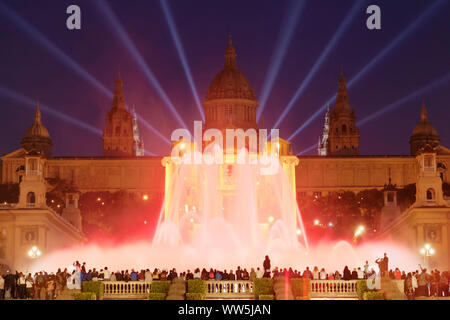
[55,288,81,300]
[166,278,186,300]
[380,278,406,300]
[273,277,294,300]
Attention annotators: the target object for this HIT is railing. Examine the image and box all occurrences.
[103,281,151,299]
[206,280,254,299]
[101,279,360,300]
[310,280,358,299]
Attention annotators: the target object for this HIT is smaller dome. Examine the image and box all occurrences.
[411,105,440,138]
[23,105,51,139]
[21,104,53,158]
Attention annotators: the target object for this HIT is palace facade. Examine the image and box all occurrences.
[1,36,449,268]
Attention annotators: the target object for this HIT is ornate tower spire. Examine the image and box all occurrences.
[112,71,126,110]
[224,34,237,69]
[420,99,428,121]
[335,67,350,111]
[103,73,135,157]
[327,69,360,156]
[35,102,42,123]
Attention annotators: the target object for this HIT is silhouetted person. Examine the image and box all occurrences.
[343,266,352,280]
[263,256,271,278]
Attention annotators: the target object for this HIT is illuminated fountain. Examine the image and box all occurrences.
[152,144,307,269]
[30,143,421,273]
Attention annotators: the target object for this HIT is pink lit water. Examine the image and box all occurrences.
[31,152,420,273]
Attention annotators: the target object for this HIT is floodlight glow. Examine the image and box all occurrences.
[159,0,204,122]
[425,244,430,250]
[95,0,189,131]
[273,0,364,129]
[287,0,445,141]
[268,216,274,223]
[256,0,306,121]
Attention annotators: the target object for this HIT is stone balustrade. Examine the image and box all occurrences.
[103,281,151,299]
[101,279,364,300]
[206,280,254,299]
[310,280,358,299]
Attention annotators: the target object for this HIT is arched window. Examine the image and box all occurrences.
[426,188,435,201]
[27,192,36,207]
[115,126,121,136]
[342,124,347,134]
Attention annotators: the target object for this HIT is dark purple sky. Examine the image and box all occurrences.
[0,0,449,157]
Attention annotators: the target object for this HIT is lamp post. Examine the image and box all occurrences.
[27,246,41,273]
[420,244,435,269]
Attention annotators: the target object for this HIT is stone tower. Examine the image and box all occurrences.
[21,104,53,158]
[17,150,47,209]
[409,101,441,156]
[327,69,360,156]
[61,185,83,231]
[203,35,258,132]
[414,145,448,207]
[102,73,135,157]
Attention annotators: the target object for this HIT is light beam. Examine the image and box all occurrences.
[256,0,306,122]
[288,0,446,141]
[273,0,365,129]
[0,3,170,145]
[0,2,111,98]
[296,71,450,155]
[357,72,450,126]
[95,0,189,131]
[159,0,204,122]
[0,86,102,136]
[0,86,160,156]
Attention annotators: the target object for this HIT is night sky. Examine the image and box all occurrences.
[0,0,449,157]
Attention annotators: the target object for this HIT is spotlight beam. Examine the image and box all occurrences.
[0,3,111,98]
[0,3,170,145]
[274,0,365,129]
[137,117,171,145]
[0,86,102,136]
[256,0,307,122]
[159,0,205,122]
[357,72,450,126]
[0,86,161,156]
[347,0,447,88]
[95,0,189,131]
[296,71,450,155]
[287,0,446,141]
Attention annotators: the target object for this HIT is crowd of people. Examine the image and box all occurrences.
[0,255,449,300]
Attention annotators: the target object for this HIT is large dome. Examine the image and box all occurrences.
[205,36,256,102]
[206,69,256,101]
